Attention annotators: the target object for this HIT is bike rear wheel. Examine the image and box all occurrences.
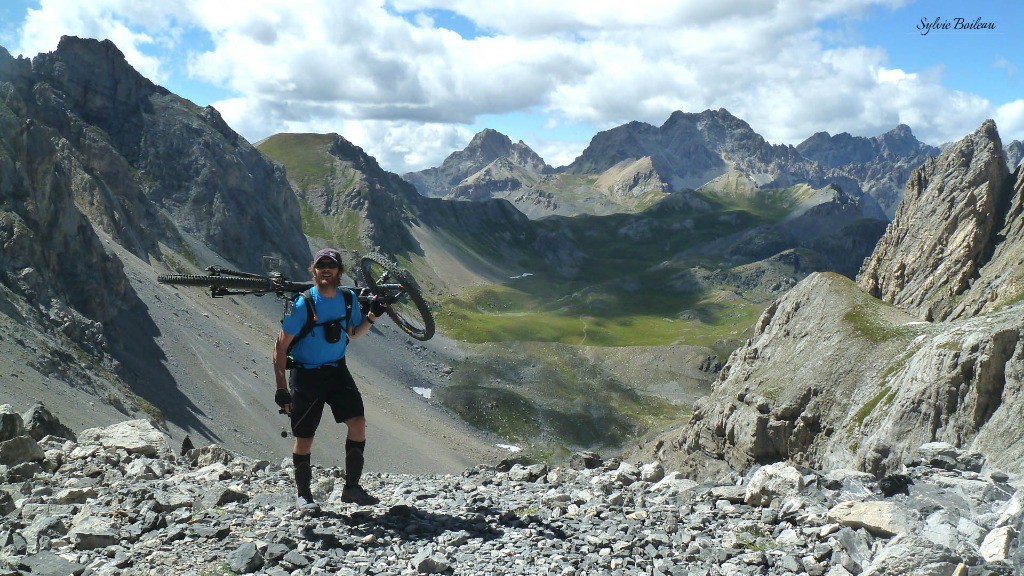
[359,253,435,341]
[157,274,273,291]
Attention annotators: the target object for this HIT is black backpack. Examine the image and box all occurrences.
[285,288,354,369]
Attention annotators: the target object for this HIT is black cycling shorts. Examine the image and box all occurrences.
[288,360,365,438]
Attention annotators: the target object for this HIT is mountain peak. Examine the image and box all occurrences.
[887,124,914,137]
[403,129,549,198]
[467,128,513,152]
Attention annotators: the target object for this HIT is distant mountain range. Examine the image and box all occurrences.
[404,110,954,220]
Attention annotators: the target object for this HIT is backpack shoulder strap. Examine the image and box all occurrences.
[342,289,353,328]
[287,289,318,351]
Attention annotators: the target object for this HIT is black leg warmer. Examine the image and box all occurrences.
[293,453,313,499]
[345,439,365,487]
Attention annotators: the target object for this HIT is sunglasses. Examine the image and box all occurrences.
[314,260,339,269]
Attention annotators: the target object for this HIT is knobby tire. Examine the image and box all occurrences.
[359,253,435,341]
[157,274,273,291]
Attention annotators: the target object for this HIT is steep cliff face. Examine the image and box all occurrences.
[0,43,136,351]
[857,121,1013,321]
[0,37,316,449]
[948,162,1024,318]
[635,121,1024,479]
[0,66,131,331]
[2,37,309,276]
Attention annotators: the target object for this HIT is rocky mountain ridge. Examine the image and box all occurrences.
[403,110,944,220]
[636,120,1024,488]
[0,36,311,451]
[2,406,1024,575]
[858,120,1019,321]
[797,125,940,217]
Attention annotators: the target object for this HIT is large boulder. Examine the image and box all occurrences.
[862,533,974,576]
[21,403,76,442]
[828,500,917,537]
[0,435,45,466]
[77,420,170,456]
[744,463,805,506]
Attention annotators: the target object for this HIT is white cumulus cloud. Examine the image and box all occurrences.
[9,0,1021,173]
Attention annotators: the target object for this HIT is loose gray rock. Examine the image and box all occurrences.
[69,516,118,550]
[745,462,804,506]
[862,533,969,576]
[979,525,1016,562]
[4,407,1023,576]
[0,435,45,466]
[0,405,25,442]
[828,500,916,537]
[185,444,235,467]
[227,542,264,574]
[570,451,602,470]
[413,550,452,574]
[14,550,85,575]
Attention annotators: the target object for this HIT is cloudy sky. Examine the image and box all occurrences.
[2,0,1022,173]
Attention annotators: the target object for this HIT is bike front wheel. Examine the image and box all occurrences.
[359,253,435,341]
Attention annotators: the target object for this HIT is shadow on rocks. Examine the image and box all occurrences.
[299,502,566,549]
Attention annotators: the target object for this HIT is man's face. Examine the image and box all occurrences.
[313,258,340,287]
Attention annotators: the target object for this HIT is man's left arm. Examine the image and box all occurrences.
[349,312,378,340]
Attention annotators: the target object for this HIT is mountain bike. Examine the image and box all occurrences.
[157,251,435,341]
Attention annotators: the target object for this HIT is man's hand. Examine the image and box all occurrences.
[369,294,388,317]
[275,388,292,413]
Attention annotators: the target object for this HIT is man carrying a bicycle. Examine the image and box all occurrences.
[272,248,385,509]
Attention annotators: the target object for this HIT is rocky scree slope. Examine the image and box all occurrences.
[3,405,1024,575]
[635,120,1024,482]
